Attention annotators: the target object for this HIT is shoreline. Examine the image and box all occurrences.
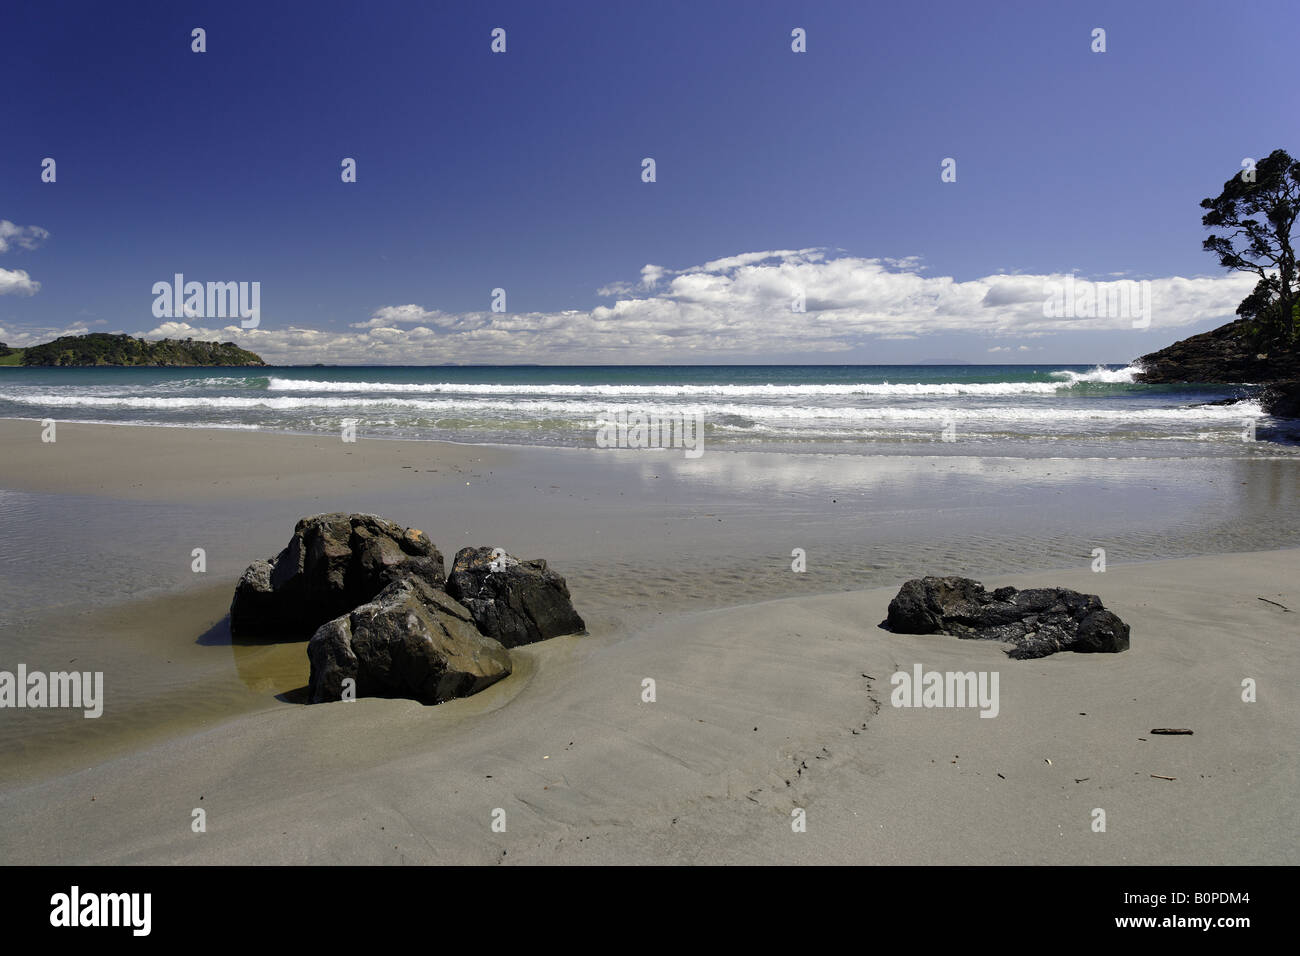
[0,418,515,501]
[2,416,1297,481]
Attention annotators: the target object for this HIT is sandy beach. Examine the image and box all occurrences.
[1,420,1296,864]
[9,0,1300,922]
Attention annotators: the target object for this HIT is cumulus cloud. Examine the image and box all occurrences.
[0,221,50,253]
[0,221,48,295]
[0,267,41,296]
[0,323,88,345]
[1,248,1252,363]
[349,304,447,329]
[597,262,673,296]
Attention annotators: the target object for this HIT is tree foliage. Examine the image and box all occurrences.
[1201,148,1300,346]
[20,333,265,366]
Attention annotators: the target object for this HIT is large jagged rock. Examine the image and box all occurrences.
[230,513,444,640]
[307,578,511,705]
[1133,319,1300,384]
[883,576,1130,660]
[445,547,586,647]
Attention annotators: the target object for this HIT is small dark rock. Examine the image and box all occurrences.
[1200,395,1250,407]
[882,576,1130,659]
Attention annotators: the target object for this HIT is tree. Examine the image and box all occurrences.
[1201,148,1299,345]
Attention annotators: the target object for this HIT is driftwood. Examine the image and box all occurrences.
[1150,728,1194,735]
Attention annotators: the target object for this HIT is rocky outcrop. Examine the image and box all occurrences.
[883,576,1130,660]
[229,515,586,706]
[446,547,587,647]
[1133,319,1300,384]
[306,577,511,705]
[1260,381,1300,418]
[230,513,444,641]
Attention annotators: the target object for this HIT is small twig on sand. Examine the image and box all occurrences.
[1258,597,1292,612]
[1150,728,1194,735]
[1150,774,1177,781]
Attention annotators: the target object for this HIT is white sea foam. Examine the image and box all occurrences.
[1049,364,1140,385]
[1,362,1266,450]
[0,391,1261,422]
[265,377,1084,397]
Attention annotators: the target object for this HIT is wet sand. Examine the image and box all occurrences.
[0,419,513,501]
[0,551,1295,864]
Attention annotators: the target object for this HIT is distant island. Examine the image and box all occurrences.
[0,333,265,367]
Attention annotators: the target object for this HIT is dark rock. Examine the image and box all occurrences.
[1200,395,1251,407]
[1133,319,1300,384]
[445,547,586,647]
[230,559,277,632]
[1260,381,1300,418]
[883,576,1130,660]
[230,513,444,640]
[307,577,511,705]
[230,517,586,705]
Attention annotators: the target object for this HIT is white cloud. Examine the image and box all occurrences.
[349,304,453,329]
[598,262,675,296]
[170,251,1254,362]
[696,248,823,272]
[0,221,50,253]
[0,221,48,296]
[0,323,88,346]
[0,267,40,296]
[3,248,1257,363]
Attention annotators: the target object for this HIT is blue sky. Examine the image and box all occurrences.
[1,0,1295,364]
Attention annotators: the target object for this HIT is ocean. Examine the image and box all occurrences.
[0,364,1290,458]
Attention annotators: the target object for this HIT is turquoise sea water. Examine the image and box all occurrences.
[0,364,1291,457]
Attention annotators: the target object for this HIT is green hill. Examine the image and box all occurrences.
[16,333,265,367]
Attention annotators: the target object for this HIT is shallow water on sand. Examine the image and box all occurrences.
[3,448,1300,623]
